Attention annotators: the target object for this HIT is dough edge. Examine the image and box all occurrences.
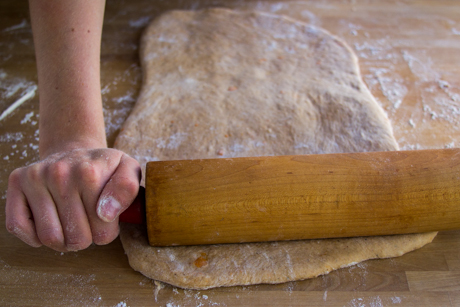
[120,224,436,290]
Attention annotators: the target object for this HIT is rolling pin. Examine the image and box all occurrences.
[120,148,460,246]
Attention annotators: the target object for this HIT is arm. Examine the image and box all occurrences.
[32,0,107,155]
[5,0,141,252]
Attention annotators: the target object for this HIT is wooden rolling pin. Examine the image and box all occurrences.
[120,148,460,246]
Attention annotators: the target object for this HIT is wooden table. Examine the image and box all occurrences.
[1,1,460,306]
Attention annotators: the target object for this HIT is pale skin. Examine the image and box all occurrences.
[5,0,141,252]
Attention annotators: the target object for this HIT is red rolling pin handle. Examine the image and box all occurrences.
[119,186,145,224]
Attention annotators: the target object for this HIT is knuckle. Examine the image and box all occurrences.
[124,153,139,164]
[6,218,42,248]
[5,218,22,235]
[63,221,92,251]
[124,154,142,174]
[38,227,64,247]
[65,235,92,251]
[8,168,23,185]
[48,161,71,183]
[123,179,139,197]
[77,162,101,186]
[92,228,118,245]
[47,162,73,199]
[25,163,44,183]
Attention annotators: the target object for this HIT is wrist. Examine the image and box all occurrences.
[39,137,107,160]
[38,92,107,159]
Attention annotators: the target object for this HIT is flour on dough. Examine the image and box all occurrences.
[115,8,436,290]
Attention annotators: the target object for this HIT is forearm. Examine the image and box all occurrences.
[6,0,142,252]
[29,0,107,158]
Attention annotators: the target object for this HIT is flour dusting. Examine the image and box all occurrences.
[0,70,37,121]
[368,68,407,110]
[402,50,439,82]
[0,70,36,100]
[0,265,101,306]
[101,63,141,142]
[3,19,29,32]
[129,16,151,28]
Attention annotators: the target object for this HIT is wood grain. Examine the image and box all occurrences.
[407,271,460,292]
[1,0,460,306]
[146,149,460,246]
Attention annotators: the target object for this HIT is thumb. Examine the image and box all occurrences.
[97,154,141,223]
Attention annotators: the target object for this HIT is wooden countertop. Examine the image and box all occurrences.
[1,0,460,306]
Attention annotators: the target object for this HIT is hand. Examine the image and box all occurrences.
[5,148,141,252]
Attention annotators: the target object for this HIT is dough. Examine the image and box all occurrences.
[120,224,435,289]
[115,8,436,289]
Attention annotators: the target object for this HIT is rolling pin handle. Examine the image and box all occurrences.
[119,186,145,224]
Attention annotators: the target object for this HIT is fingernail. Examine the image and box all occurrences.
[97,196,122,223]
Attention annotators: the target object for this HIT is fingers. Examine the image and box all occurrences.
[55,198,92,251]
[5,148,141,252]
[5,169,42,248]
[92,154,141,245]
[46,161,92,251]
[8,163,88,252]
[26,189,66,252]
[97,154,141,222]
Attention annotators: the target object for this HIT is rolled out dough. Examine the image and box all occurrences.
[116,8,436,290]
